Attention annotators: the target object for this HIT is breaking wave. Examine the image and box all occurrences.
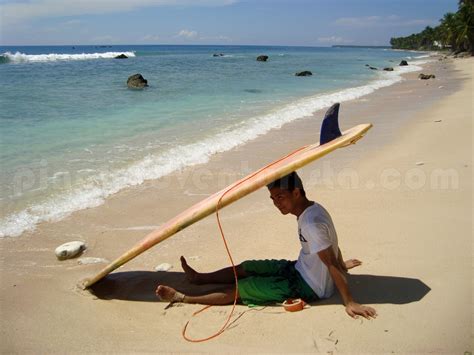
[0,51,136,63]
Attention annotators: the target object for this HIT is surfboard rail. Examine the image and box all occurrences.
[82,106,372,289]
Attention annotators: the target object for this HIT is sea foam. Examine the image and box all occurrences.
[0,59,430,238]
[0,51,136,63]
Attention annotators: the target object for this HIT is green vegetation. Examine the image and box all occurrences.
[390,0,474,53]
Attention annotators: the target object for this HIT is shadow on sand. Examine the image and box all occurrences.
[88,271,431,306]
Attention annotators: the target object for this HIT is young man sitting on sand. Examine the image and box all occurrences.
[156,172,377,319]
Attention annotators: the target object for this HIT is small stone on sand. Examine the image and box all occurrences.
[415,162,425,166]
[155,263,173,271]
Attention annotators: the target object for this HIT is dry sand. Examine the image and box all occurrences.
[1,56,472,353]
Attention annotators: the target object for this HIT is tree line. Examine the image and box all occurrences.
[390,0,473,53]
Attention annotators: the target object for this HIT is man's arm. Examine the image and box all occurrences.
[337,247,348,272]
[317,246,377,319]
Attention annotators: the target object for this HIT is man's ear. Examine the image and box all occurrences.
[292,188,301,199]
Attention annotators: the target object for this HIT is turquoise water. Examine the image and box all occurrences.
[0,45,429,237]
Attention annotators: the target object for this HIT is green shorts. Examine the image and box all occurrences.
[237,259,318,306]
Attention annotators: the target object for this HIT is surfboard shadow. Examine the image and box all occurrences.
[88,271,431,305]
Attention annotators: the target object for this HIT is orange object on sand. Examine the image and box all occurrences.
[283,298,306,312]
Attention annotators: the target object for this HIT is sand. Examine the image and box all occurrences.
[0,55,472,353]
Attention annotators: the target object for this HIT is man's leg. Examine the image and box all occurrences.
[181,256,248,284]
[156,285,238,305]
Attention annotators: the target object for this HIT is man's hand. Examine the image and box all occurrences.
[345,301,377,319]
[344,259,362,270]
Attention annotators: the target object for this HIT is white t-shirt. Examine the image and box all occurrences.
[295,202,339,298]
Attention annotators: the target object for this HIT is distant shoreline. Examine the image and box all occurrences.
[332,45,391,49]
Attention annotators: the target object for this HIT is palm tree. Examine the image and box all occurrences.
[439,13,459,49]
[457,0,474,52]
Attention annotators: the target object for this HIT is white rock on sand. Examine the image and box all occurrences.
[55,241,86,260]
[154,263,173,271]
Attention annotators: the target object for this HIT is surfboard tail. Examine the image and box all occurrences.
[320,103,342,145]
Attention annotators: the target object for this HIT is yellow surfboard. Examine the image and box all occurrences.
[83,103,372,288]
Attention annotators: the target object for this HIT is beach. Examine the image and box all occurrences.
[0,54,472,353]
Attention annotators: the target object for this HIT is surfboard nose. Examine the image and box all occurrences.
[320,103,342,145]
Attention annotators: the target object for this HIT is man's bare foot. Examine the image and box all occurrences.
[181,256,204,284]
[155,285,185,302]
[345,259,362,270]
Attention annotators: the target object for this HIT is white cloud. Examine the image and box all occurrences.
[176,29,198,39]
[0,0,237,25]
[335,15,436,28]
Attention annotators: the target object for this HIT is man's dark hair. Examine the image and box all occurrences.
[266,171,306,197]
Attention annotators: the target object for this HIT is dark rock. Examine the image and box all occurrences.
[115,54,128,59]
[399,60,408,66]
[127,73,148,89]
[257,55,268,62]
[369,66,378,70]
[365,64,370,66]
[418,73,436,80]
[213,53,224,57]
[244,89,263,94]
[295,71,313,76]
[383,67,394,71]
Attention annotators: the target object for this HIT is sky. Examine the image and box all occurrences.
[0,0,459,46]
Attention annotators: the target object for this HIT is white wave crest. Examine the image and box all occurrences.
[414,54,431,59]
[1,51,136,63]
[0,59,428,238]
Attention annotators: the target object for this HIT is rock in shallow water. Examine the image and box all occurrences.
[295,71,313,76]
[256,55,268,62]
[55,241,86,260]
[127,73,148,89]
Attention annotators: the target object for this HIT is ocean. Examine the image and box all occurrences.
[0,45,430,237]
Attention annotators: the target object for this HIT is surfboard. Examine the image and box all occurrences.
[82,103,372,288]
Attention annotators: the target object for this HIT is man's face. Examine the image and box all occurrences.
[269,187,298,215]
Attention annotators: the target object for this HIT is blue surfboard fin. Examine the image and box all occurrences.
[320,103,342,145]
